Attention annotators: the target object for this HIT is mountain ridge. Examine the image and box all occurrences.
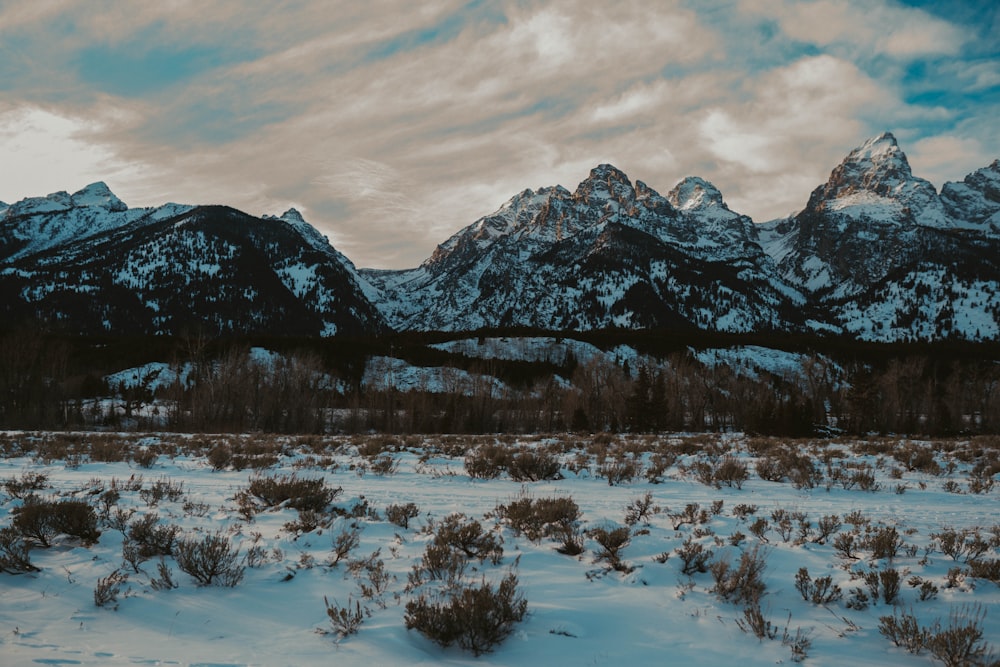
[2,132,998,341]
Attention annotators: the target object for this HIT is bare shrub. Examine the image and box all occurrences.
[385,502,421,529]
[127,513,179,558]
[0,526,39,573]
[732,503,758,520]
[669,503,710,530]
[933,527,991,563]
[404,572,528,657]
[553,525,585,556]
[150,559,178,591]
[368,453,400,476]
[879,610,928,653]
[833,532,859,560]
[794,567,843,605]
[464,444,509,479]
[908,576,939,601]
[676,537,713,576]
[863,567,901,605]
[174,531,244,586]
[895,444,941,474]
[12,497,100,547]
[967,472,995,494]
[714,455,749,489]
[813,514,842,544]
[755,456,785,483]
[865,525,906,561]
[749,517,770,542]
[139,477,185,507]
[846,586,870,610]
[207,444,233,470]
[3,471,49,500]
[597,456,642,486]
[736,602,777,640]
[782,623,813,663]
[132,448,158,469]
[624,492,658,526]
[507,448,562,482]
[329,525,362,566]
[284,509,332,537]
[967,558,1000,584]
[756,448,821,488]
[88,437,132,463]
[410,541,468,587]
[880,604,998,667]
[588,525,632,572]
[351,553,392,606]
[324,596,367,641]
[495,493,580,542]
[769,508,806,543]
[843,509,870,530]
[432,514,503,564]
[247,473,339,512]
[710,544,769,605]
[94,569,129,608]
[689,460,716,487]
[926,604,997,667]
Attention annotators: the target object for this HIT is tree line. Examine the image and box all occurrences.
[1,326,999,437]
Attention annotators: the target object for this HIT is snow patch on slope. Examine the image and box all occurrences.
[362,356,507,395]
[694,346,837,380]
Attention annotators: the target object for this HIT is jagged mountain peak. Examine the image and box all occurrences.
[268,206,347,259]
[585,163,631,182]
[70,181,127,211]
[941,157,1000,227]
[279,207,306,224]
[5,182,129,218]
[802,131,948,227]
[667,176,727,212]
[856,130,900,156]
[6,190,73,217]
[573,163,636,208]
[813,131,919,202]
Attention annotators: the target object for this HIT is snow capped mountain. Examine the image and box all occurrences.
[804,132,948,228]
[940,159,1000,230]
[2,133,998,342]
[0,187,386,337]
[0,182,192,264]
[765,132,1000,341]
[69,181,128,211]
[362,164,797,333]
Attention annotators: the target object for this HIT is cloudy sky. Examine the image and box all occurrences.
[1,1,997,268]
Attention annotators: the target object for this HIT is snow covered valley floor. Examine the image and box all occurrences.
[1,432,998,666]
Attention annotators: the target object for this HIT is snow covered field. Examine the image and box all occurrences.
[1,432,998,666]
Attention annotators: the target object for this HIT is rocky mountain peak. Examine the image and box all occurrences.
[279,208,306,224]
[573,164,636,209]
[7,190,72,217]
[667,176,727,212]
[70,182,128,211]
[941,158,1000,226]
[812,131,917,203]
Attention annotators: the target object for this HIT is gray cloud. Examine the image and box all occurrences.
[0,1,996,268]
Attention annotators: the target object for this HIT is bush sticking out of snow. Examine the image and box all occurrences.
[404,572,528,657]
[174,531,244,587]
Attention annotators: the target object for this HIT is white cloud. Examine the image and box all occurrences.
[908,134,997,189]
[0,106,126,202]
[697,55,894,217]
[1,1,995,268]
[747,0,966,58]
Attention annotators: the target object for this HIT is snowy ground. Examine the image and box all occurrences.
[1,432,998,666]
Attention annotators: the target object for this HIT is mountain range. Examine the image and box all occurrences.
[2,132,998,342]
